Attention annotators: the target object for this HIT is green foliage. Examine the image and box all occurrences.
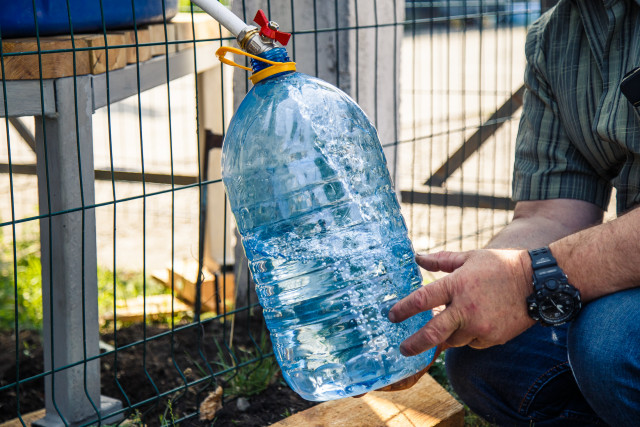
[215,331,280,398]
[429,351,448,388]
[280,408,292,418]
[0,233,42,331]
[97,268,165,315]
[0,233,166,332]
[160,399,179,426]
[119,409,145,427]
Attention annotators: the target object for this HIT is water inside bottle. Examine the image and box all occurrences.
[223,70,435,401]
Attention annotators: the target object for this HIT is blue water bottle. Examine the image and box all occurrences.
[218,11,435,401]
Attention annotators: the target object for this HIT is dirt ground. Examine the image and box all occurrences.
[0,317,317,426]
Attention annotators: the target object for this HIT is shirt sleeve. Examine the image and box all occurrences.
[512,16,612,209]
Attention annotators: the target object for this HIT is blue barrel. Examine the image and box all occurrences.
[0,0,178,38]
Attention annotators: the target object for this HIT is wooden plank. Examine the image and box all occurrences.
[91,44,219,110]
[81,34,124,74]
[100,294,192,322]
[152,260,235,313]
[171,12,224,51]
[1,36,92,80]
[123,27,152,64]
[400,190,516,211]
[0,16,216,81]
[270,374,464,427]
[0,409,46,427]
[424,85,525,187]
[76,33,128,75]
[0,162,199,186]
[148,22,177,56]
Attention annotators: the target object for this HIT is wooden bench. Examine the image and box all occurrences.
[0,13,223,80]
[270,374,464,427]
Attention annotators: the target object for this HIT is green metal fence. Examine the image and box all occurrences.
[0,0,540,425]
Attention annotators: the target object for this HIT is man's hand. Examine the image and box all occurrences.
[389,250,536,356]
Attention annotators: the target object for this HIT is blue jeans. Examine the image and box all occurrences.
[445,287,640,426]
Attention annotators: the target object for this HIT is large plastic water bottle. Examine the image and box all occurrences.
[221,46,435,401]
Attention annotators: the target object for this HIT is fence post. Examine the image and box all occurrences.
[197,61,236,272]
[33,76,121,426]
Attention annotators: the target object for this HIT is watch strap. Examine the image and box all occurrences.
[528,247,565,282]
[529,247,557,268]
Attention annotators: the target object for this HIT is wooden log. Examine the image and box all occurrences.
[270,374,464,427]
[1,36,92,80]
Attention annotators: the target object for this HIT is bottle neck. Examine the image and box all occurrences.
[251,47,293,75]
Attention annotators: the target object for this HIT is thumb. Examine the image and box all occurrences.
[416,251,469,273]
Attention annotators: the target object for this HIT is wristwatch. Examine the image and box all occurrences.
[526,247,581,327]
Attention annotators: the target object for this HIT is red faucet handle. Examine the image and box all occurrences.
[253,9,291,46]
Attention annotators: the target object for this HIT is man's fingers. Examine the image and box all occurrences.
[416,251,468,273]
[399,308,461,356]
[444,330,475,348]
[375,365,430,392]
[389,280,452,323]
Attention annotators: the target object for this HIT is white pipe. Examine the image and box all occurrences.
[190,0,248,37]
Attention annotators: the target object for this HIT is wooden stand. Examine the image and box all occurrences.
[0,13,224,80]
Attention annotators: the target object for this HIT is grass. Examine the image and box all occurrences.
[0,233,42,331]
[0,233,168,333]
[214,330,280,398]
[160,399,178,427]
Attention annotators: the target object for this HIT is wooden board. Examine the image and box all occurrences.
[76,33,127,74]
[123,27,152,64]
[0,409,45,427]
[270,374,464,427]
[171,12,226,51]
[100,294,191,322]
[0,14,225,80]
[1,33,128,80]
[152,259,235,313]
[1,36,92,80]
[148,22,177,56]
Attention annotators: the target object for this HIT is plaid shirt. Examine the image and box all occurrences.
[513,0,640,214]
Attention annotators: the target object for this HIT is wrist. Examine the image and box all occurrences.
[516,249,534,302]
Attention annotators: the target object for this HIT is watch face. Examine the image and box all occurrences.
[539,292,577,323]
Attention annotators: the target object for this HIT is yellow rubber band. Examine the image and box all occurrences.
[249,62,296,84]
[215,46,296,84]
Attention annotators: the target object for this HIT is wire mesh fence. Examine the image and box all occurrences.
[0,0,540,425]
